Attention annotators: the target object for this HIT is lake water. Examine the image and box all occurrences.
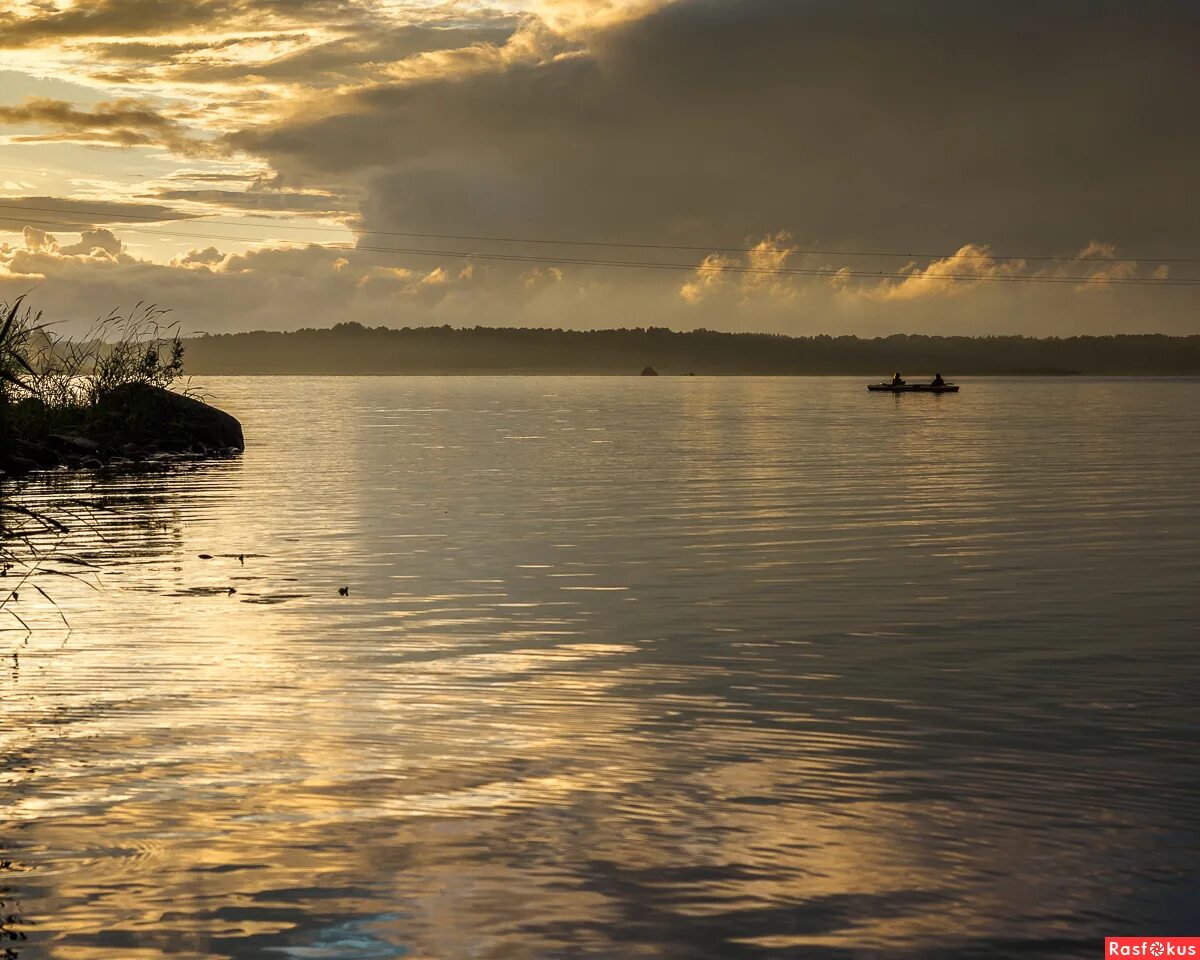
[2,376,1199,959]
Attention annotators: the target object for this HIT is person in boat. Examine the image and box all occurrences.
[930,372,946,387]
[891,371,906,386]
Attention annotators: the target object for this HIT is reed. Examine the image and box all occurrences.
[1,296,185,440]
[2,296,178,632]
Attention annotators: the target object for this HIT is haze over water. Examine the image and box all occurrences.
[3,376,1199,959]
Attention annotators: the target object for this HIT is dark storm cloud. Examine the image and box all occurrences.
[234,0,1200,258]
[6,0,1196,337]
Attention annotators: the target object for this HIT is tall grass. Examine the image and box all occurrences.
[1,296,185,439]
[1,296,39,440]
[2,296,182,633]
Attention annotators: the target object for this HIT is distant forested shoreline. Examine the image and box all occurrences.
[181,323,1200,376]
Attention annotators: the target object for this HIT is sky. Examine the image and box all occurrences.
[1,0,1198,337]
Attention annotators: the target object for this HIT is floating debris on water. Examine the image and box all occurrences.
[169,586,240,597]
[240,593,310,605]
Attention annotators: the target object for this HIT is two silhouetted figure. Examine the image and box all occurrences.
[892,371,946,387]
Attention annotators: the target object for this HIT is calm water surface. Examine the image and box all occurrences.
[3,376,1199,959]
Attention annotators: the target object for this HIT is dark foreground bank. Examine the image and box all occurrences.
[1,383,244,477]
[182,324,1200,376]
[2,297,243,478]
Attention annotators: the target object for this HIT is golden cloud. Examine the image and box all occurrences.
[0,97,225,158]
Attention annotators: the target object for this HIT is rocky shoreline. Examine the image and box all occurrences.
[1,383,244,478]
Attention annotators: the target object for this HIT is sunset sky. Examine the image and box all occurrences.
[1,0,1197,336]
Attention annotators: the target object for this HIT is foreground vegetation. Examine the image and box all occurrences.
[1,296,241,476]
[1,296,185,445]
[1,296,189,628]
[183,323,1200,376]
[2,297,245,632]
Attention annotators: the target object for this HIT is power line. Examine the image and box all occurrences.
[2,200,1199,265]
[5,210,1200,287]
[349,241,1200,286]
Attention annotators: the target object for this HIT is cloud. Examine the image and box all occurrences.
[78,37,255,64]
[8,224,125,259]
[165,170,266,183]
[0,196,195,231]
[0,0,370,49]
[160,23,520,87]
[2,0,1197,337]
[679,233,808,303]
[679,253,731,303]
[20,225,55,253]
[58,227,123,257]
[153,187,350,216]
[171,246,225,269]
[743,233,797,297]
[524,0,676,36]
[865,240,1168,300]
[0,97,224,157]
[851,244,1026,301]
[1,228,1192,340]
[1067,241,1141,291]
[233,0,1200,261]
[0,0,227,48]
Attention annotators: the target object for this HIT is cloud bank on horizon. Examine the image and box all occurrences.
[1,0,1198,336]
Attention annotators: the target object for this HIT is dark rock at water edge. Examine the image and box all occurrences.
[1,385,243,478]
[11,438,62,468]
[46,434,99,455]
[90,384,244,453]
[1,454,39,476]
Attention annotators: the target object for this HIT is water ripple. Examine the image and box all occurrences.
[2,376,1198,958]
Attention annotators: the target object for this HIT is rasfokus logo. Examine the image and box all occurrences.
[1106,939,1200,957]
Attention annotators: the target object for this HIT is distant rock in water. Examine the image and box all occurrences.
[641,366,659,376]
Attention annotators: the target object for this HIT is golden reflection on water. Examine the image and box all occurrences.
[3,376,1199,958]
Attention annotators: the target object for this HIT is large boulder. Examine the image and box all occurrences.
[91,383,244,453]
[13,438,62,468]
[0,438,56,474]
[45,434,99,456]
[0,452,38,476]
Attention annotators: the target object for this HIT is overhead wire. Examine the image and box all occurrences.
[3,200,1198,262]
[2,203,1199,287]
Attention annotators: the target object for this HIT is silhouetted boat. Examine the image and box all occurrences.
[867,382,960,393]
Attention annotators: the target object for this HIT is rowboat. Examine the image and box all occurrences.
[867,382,960,393]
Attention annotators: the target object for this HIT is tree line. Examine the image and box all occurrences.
[180,323,1200,375]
